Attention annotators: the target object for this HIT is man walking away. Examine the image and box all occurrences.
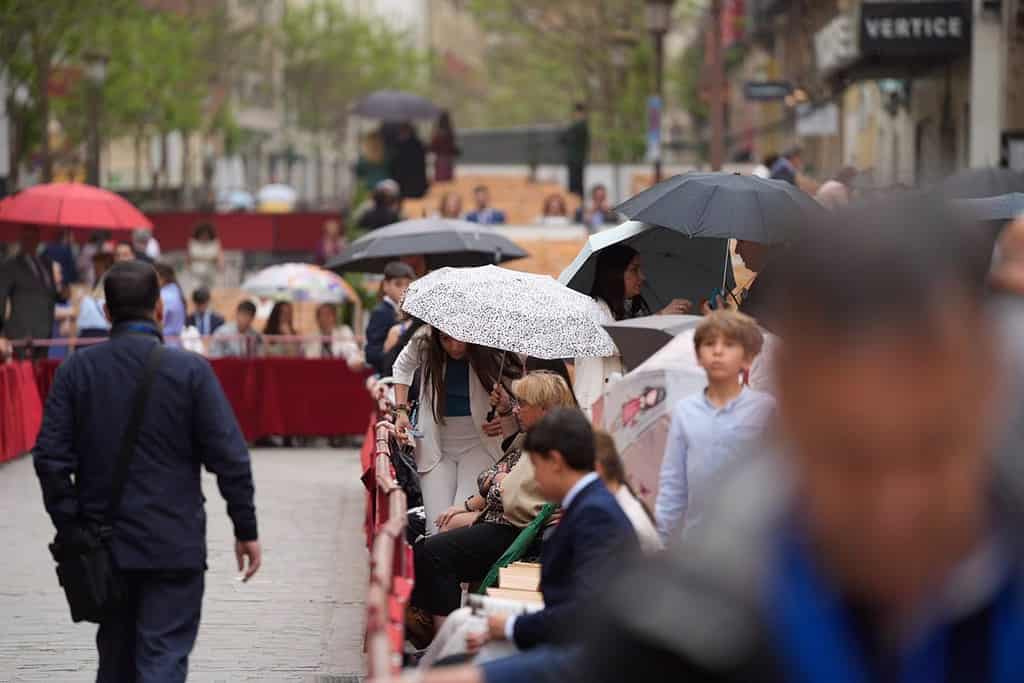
[561,104,590,199]
[33,260,261,683]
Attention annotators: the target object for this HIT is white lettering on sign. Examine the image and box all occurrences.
[863,15,964,41]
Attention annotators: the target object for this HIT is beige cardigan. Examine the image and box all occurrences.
[393,332,507,474]
[499,442,550,528]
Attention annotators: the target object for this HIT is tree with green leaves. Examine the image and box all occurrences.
[0,0,132,183]
[280,1,426,203]
[466,0,657,163]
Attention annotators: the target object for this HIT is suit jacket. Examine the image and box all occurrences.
[33,320,258,570]
[364,300,398,374]
[0,253,59,339]
[512,478,638,649]
[185,310,225,336]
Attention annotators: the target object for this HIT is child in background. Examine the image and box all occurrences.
[655,310,776,541]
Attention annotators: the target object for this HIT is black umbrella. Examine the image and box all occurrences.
[957,193,1024,221]
[327,218,529,274]
[351,90,440,122]
[944,167,1024,199]
[614,172,824,244]
[603,314,703,372]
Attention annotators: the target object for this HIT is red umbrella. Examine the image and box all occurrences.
[0,182,151,232]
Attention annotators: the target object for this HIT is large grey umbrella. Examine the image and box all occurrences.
[944,168,1024,199]
[559,221,735,312]
[352,90,440,122]
[603,314,703,372]
[327,218,528,274]
[957,193,1024,221]
[614,172,823,244]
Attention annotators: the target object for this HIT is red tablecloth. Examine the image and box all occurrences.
[1,361,43,463]
[29,357,373,443]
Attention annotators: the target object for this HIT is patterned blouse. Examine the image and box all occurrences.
[476,433,525,526]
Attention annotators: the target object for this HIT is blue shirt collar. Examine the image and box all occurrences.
[701,385,749,413]
[562,471,599,509]
[111,319,163,341]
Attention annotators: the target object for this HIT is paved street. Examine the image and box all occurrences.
[0,448,368,682]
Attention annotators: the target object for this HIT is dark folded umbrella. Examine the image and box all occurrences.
[603,314,703,372]
[351,90,440,122]
[944,168,1024,199]
[327,218,528,274]
[614,172,823,245]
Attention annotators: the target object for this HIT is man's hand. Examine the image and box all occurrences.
[466,613,507,652]
[0,337,11,361]
[235,540,262,582]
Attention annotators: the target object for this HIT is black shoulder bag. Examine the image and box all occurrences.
[49,343,164,623]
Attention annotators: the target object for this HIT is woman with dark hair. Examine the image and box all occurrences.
[576,244,692,414]
[594,430,663,554]
[154,262,187,348]
[392,327,523,534]
[263,301,301,357]
[429,111,459,183]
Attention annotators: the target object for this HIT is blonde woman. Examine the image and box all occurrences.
[411,371,576,629]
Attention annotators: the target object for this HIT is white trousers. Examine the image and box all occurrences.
[421,416,496,535]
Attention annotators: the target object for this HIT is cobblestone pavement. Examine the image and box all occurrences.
[0,448,368,682]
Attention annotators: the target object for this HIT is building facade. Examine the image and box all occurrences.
[737,0,1024,186]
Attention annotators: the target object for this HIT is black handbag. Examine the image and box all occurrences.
[48,343,164,623]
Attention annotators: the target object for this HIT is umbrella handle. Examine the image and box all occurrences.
[486,350,507,422]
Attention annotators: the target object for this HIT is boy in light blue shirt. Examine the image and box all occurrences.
[655,310,776,540]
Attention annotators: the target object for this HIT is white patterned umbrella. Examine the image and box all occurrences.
[241,263,358,303]
[401,265,617,359]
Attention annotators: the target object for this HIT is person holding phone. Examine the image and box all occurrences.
[392,327,523,534]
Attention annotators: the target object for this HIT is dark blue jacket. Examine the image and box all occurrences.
[512,477,637,649]
[365,299,398,374]
[33,320,257,571]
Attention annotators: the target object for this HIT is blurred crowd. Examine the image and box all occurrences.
[361,191,1024,683]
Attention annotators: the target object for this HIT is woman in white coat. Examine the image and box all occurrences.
[393,326,523,534]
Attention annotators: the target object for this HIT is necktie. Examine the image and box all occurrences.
[321,340,333,358]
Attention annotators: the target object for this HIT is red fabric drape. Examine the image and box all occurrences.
[27,357,372,446]
[0,362,43,463]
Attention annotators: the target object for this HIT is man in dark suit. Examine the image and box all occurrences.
[365,260,415,374]
[33,260,261,683]
[0,225,61,358]
[471,408,637,655]
[185,286,225,337]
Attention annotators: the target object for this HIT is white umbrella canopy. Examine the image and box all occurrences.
[241,263,358,303]
[401,265,617,360]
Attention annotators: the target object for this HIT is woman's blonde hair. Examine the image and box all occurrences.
[511,370,575,410]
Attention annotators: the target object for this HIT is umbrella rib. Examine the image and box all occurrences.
[692,185,720,237]
[751,185,768,244]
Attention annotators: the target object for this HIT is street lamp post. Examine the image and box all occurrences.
[646,0,674,183]
[84,50,109,187]
[708,0,725,171]
[609,29,638,204]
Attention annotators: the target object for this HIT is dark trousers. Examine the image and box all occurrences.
[411,522,520,616]
[568,162,585,198]
[96,570,204,683]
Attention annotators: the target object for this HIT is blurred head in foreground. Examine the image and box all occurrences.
[772,194,1001,614]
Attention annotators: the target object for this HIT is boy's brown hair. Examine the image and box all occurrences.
[693,310,764,358]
